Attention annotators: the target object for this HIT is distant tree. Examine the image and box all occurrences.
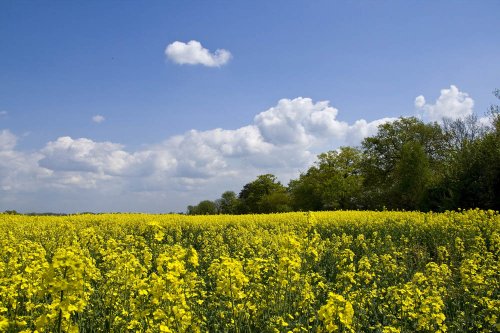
[361,117,448,210]
[289,147,363,211]
[442,115,487,151]
[288,176,322,212]
[259,191,292,213]
[187,200,218,215]
[442,89,500,210]
[215,191,240,214]
[393,141,430,210]
[481,111,500,210]
[238,174,291,213]
[489,88,500,115]
[186,205,196,215]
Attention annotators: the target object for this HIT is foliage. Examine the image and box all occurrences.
[238,174,291,213]
[440,91,500,211]
[289,147,363,211]
[216,191,240,215]
[0,210,498,332]
[187,200,218,215]
[393,141,430,210]
[361,117,448,210]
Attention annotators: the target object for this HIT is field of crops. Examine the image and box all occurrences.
[0,210,498,332]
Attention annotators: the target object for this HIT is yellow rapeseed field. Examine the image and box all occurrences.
[0,210,498,332]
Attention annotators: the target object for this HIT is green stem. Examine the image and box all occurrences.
[56,266,68,333]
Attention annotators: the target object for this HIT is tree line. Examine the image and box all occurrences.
[188,90,500,214]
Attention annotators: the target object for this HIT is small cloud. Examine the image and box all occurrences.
[415,85,474,122]
[0,111,8,117]
[0,129,17,150]
[165,40,232,67]
[92,115,105,123]
[414,95,426,108]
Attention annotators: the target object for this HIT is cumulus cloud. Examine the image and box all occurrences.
[0,130,17,151]
[2,86,491,213]
[39,137,176,178]
[414,95,426,108]
[92,115,105,123]
[40,137,129,174]
[16,87,491,212]
[165,40,232,67]
[32,97,393,192]
[0,130,51,194]
[415,85,474,122]
[253,97,396,148]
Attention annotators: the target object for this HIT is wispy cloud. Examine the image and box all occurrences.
[0,129,17,150]
[165,40,232,67]
[0,111,8,117]
[92,115,105,123]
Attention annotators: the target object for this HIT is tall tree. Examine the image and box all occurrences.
[443,90,500,210]
[289,147,363,211]
[393,141,430,210]
[187,200,218,215]
[442,115,487,151]
[238,174,290,213]
[215,191,240,214]
[361,117,447,210]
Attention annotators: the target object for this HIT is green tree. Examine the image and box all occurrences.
[489,88,500,115]
[288,177,322,212]
[238,174,290,213]
[442,115,487,151]
[258,191,292,213]
[393,141,430,210]
[442,90,500,210]
[187,200,218,215]
[215,191,240,214]
[361,117,448,210]
[289,147,364,211]
[3,210,19,215]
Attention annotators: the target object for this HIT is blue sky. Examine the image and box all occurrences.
[1,1,499,213]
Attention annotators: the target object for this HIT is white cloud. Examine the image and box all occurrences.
[254,97,396,148]
[478,116,493,128]
[0,111,7,117]
[346,117,396,145]
[165,40,232,67]
[0,131,50,194]
[9,91,470,213]
[39,136,176,178]
[2,86,491,213]
[414,95,426,108]
[92,115,105,123]
[40,137,129,174]
[0,130,17,151]
[415,85,474,122]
